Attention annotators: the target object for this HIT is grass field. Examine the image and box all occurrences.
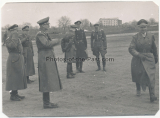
[2,33,159,117]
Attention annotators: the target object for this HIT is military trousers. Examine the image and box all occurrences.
[67,63,73,73]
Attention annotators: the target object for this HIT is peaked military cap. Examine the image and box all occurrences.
[22,25,29,31]
[8,24,18,31]
[137,19,148,25]
[37,17,49,25]
[94,24,99,27]
[74,21,81,25]
[70,25,77,28]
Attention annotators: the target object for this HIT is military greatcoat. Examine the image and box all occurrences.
[36,31,62,92]
[75,28,88,61]
[6,32,27,91]
[128,32,158,91]
[19,34,35,76]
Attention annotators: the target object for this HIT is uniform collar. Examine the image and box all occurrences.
[141,32,146,38]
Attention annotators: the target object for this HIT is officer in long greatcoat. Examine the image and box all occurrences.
[61,25,77,78]
[6,24,27,101]
[91,24,107,71]
[19,25,35,84]
[36,17,62,109]
[128,19,158,102]
[74,21,88,73]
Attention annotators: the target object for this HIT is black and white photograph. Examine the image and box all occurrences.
[1,1,159,117]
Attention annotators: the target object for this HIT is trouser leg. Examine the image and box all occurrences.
[67,63,71,73]
[149,85,155,100]
[10,90,18,96]
[43,92,50,105]
[96,56,100,70]
[102,56,106,68]
[136,83,141,91]
[76,61,79,70]
[70,63,73,72]
[80,61,83,71]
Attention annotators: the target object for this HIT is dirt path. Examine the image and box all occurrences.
[2,33,159,117]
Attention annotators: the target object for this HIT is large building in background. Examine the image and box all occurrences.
[99,18,122,26]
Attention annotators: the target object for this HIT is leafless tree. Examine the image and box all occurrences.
[80,19,90,29]
[58,16,71,33]
[149,18,156,25]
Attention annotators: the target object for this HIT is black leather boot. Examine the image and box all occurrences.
[149,86,157,102]
[43,92,58,109]
[102,59,106,71]
[79,62,85,73]
[10,90,21,101]
[70,63,76,75]
[76,61,80,73]
[67,73,75,79]
[96,60,101,71]
[136,83,141,96]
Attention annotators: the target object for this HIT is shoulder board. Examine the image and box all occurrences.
[36,31,45,36]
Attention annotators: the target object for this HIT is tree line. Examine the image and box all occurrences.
[2,17,159,36]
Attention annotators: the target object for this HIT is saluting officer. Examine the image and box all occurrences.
[91,24,107,71]
[6,24,27,101]
[36,17,62,109]
[61,25,77,78]
[74,21,88,73]
[19,25,35,84]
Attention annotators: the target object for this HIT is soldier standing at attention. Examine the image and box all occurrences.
[61,25,77,79]
[6,24,27,101]
[91,24,107,71]
[74,21,88,73]
[36,17,62,109]
[19,25,35,84]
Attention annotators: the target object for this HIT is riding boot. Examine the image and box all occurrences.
[10,90,21,101]
[136,83,141,96]
[79,62,85,73]
[76,61,80,72]
[70,63,76,75]
[102,58,106,71]
[149,86,157,102]
[96,60,101,71]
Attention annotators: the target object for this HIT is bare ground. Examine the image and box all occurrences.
[2,33,159,117]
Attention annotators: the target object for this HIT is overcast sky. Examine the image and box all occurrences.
[1,1,159,27]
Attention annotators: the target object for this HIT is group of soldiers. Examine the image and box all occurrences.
[61,21,107,78]
[4,17,107,109]
[5,24,35,102]
[3,17,158,110]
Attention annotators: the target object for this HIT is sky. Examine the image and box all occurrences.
[1,1,159,27]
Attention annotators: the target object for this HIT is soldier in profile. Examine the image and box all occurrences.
[61,25,77,79]
[19,25,35,84]
[36,17,62,109]
[5,24,27,101]
[91,24,107,71]
[74,21,88,73]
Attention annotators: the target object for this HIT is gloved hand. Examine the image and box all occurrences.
[138,53,146,61]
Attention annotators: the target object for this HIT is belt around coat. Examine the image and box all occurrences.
[38,48,53,53]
